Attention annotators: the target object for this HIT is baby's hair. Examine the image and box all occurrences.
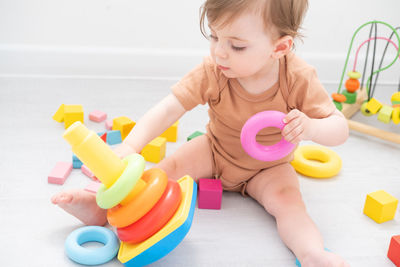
[200,0,309,41]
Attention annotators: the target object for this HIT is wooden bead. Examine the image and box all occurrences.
[342,90,357,104]
[347,71,361,79]
[391,92,400,104]
[345,79,360,93]
[332,93,346,103]
[365,98,382,114]
[377,105,393,124]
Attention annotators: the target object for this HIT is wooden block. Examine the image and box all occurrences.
[160,121,179,142]
[113,116,135,140]
[363,190,398,223]
[48,162,73,185]
[52,104,65,122]
[141,137,167,163]
[187,131,204,141]
[100,132,107,143]
[89,110,107,122]
[72,154,83,169]
[107,130,122,145]
[388,235,400,266]
[64,105,84,129]
[81,165,97,180]
[198,178,222,209]
[84,181,102,193]
[105,120,113,130]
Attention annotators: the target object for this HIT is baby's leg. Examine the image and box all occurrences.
[51,135,213,226]
[246,163,349,267]
[155,134,214,182]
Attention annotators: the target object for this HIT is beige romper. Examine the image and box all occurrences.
[172,53,336,194]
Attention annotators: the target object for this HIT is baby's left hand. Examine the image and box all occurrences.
[282,109,314,144]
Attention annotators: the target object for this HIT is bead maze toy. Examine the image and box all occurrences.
[333,20,400,144]
[62,121,197,266]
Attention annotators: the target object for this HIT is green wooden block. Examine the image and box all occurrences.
[333,100,342,111]
[187,131,204,141]
[377,105,393,124]
[342,90,357,104]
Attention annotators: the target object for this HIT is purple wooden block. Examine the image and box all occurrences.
[198,178,222,210]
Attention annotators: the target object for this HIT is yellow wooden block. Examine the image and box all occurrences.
[363,190,398,223]
[113,116,136,140]
[52,104,65,122]
[365,98,382,114]
[392,107,400,124]
[64,105,84,129]
[141,137,166,163]
[160,121,179,142]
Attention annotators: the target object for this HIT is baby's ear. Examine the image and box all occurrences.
[272,35,293,59]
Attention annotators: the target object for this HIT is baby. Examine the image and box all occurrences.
[52,0,350,266]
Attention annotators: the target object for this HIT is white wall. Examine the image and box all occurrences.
[1,0,399,84]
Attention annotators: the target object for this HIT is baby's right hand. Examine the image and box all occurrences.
[113,143,136,159]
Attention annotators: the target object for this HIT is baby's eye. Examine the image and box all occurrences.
[209,34,218,41]
[231,45,246,51]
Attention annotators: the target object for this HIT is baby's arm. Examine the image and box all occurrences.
[282,109,349,146]
[113,93,186,158]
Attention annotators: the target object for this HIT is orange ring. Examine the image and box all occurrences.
[332,93,346,102]
[107,168,168,228]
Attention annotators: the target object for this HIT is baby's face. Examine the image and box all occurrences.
[209,11,278,79]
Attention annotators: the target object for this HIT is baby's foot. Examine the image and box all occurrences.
[301,249,350,267]
[51,189,107,226]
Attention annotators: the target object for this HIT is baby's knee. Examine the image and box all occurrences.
[264,186,305,215]
[155,155,180,180]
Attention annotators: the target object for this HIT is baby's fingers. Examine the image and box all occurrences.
[283,109,301,124]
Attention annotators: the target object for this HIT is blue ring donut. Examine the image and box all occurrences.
[65,226,119,265]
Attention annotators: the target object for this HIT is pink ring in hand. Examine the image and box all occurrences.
[240,111,295,162]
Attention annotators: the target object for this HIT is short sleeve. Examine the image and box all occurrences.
[287,67,336,119]
[171,57,225,111]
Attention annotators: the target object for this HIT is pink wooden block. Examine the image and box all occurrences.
[48,162,73,185]
[81,165,97,180]
[84,181,102,193]
[89,110,107,122]
[198,178,222,209]
[105,120,113,130]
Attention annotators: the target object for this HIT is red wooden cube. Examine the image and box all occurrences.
[388,235,400,266]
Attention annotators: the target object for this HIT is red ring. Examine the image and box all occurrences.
[117,179,182,243]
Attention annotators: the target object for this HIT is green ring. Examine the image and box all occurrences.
[96,153,145,209]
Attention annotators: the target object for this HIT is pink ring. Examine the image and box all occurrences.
[240,111,295,162]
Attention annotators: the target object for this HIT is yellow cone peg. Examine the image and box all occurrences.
[63,121,127,188]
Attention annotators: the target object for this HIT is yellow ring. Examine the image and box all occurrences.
[291,145,342,178]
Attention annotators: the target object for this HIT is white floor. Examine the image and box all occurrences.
[1,77,400,267]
